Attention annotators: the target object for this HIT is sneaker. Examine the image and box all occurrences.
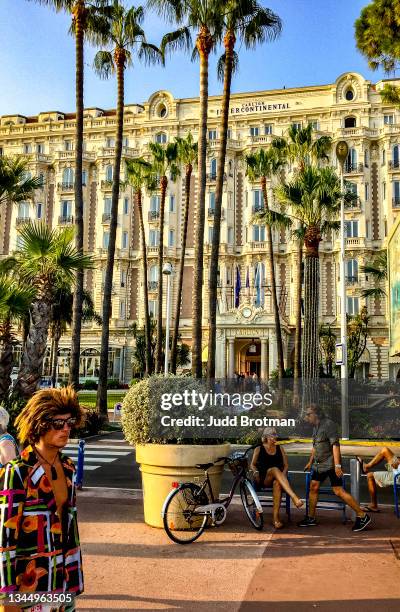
[297,516,317,527]
[352,513,371,532]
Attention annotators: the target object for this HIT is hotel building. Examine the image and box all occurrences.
[1,71,399,382]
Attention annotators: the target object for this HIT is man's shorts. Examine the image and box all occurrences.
[311,468,343,487]
[373,455,400,488]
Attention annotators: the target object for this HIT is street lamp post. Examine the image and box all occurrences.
[163,262,173,375]
[336,141,349,439]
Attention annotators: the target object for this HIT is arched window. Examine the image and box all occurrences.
[344,116,356,128]
[345,148,357,172]
[105,165,113,182]
[155,132,167,144]
[210,158,217,178]
[393,145,400,169]
[346,259,358,283]
[62,167,74,185]
[18,202,29,219]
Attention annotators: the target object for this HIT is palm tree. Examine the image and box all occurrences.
[355,0,400,74]
[0,156,42,207]
[276,166,344,379]
[146,142,180,372]
[126,157,158,376]
[150,0,223,377]
[245,147,290,379]
[93,1,162,415]
[171,133,198,374]
[0,278,34,402]
[207,0,281,378]
[13,223,92,399]
[29,0,112,388]
[360,250,387,300]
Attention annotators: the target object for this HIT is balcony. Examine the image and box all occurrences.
[207,138,242,151]
[100,146,139,159]
[206,172,227,182]
[148,280,159,291]
[252,205,265,215]
[57,150,95,162]
[208,208,225,219]
[57,182,74,192]
[344,163,364,175]
[393,197,400,209]
[346,276,359,286]
[101,180,113,190]
[102,212,111,223]
[249,241,267,251]
[148,210,160,221]
[337,127,379,139]
[58,215,74,225]
[16,217,31,227]
[389,160,400,171]
[345,237,365,248]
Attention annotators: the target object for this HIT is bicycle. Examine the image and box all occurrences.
[161,446,263,544]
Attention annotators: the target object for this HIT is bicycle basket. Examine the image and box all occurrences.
[228,452,248,476]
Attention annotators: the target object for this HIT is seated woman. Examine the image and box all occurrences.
[0,406,19,467]
[357,447,400,512]
[250,427,303,528]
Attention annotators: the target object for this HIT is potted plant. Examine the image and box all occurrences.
[122,374,230,527]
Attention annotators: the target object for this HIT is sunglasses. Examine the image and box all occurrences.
[48,417,77,430]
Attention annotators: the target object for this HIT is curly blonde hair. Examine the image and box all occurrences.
[15,386,85,445]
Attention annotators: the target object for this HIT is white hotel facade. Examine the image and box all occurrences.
[1,71,399,382]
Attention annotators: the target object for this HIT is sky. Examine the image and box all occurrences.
[0,0,389,116]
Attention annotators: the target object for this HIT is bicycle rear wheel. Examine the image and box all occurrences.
[162,483,209,544]
[240,479,264,530]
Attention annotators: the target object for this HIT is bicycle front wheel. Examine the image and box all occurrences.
[162,483,209,544]
[240,479,263,530]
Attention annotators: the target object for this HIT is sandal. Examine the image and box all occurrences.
[361,505,380,513]
[356,456,368,474]
[272,520,284,529]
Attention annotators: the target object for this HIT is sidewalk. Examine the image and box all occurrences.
[76,488,400,611]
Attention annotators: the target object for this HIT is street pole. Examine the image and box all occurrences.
[336,141,349,439]
[163,262,172,375]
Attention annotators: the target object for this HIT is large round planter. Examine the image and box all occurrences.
[136,443,231,528]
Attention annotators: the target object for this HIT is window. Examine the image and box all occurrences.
[365,183,369,201]
[38,173,45,187]
[121,270,127,287]
[382,149,386,165]
[347,296,359,315]
[227,227,234,244]
[168,229,175,247]
[150,195,160,212]
[345,220,358,238]
[366,220,370,238]
[122,136,129,147]
[384,114,394,125]
[311,121,319,131]
[291,122,302,131]
[60,200,72,218]
[105,165,113,182]
[62,167,74,185]
[119,301,126,320]
[393,181,400,207]
[209,192,215,210]
[210,158,217,178]
[208,227,214,243]
[250,126,259,137]
[64,140,73,151]
[149,229,159,246]
[253,190,264,211]
[123,198,129,215]
[264,124,273,135]
[149,300,157,317]
[169,195,175,212]
[106,137,115,147]
[393,145,400,169]
[36,203,43,219]
[208,130,217,140]
[122,231,128,249]
[345,89,355,101]
[16,235,24,251]
[345,148,357,172]
[346,259,358,282]
[18,202,29,219]
[36,143,44,154]
[344,116,356,128]
[227,129,232,139]
[23,143,31,154]
[104,197,112,214]
[103,232,110,249]
[252,225,265,242]
[149,265,158,282]
[346,182,358,199]
[383,181,386,200]
[364,149,369,168]
[82,170,87,186]
[155,132,167,144]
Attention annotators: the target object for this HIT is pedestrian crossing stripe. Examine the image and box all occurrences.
[65,450,131,456]
[66,444,131,451]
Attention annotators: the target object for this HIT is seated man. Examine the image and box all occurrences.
[357,447,400,512]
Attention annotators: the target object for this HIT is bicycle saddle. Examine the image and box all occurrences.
[195,462,214,470]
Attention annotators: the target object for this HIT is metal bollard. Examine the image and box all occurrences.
[350,457,360,520]
[76,439,85,490]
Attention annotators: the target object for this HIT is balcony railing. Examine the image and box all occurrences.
[344,163,364,174]
[58,215,74,225]
[16,217,31,227]
[102,212,111,223]
[252,205,265,214]
[389,160,400,170]
[148,281,159,291]
[148,210,160,221]
[346,276,359,285]
[393,197,400,208]
[57,182,74,191]
[206,172,227,182]
[207,208,225,219]
[101,180,113,189]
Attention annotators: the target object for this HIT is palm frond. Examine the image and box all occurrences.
[93,50,115,79]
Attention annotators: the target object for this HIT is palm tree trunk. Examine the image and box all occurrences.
[192,27,213,378]
[51,328,61,388]
[137,189,152,375]
[171,165,192,374]
[14,298,52,399]
[96,52,125,418]
[261,177,285,378]
[0,319,13,402]
[155,175,168,372]
[208,30,235,379]
[302,226,320,379]
[48,334,55,378]
[294,240,303,379]
[70,0,86,388]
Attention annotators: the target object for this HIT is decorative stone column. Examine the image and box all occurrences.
[269,332,277,375]
[261,338,269,381]
[228,338,235,379]
[215,333,227,379]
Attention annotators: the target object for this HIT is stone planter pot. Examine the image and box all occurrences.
[136,443,231,527]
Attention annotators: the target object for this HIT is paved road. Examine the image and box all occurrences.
[70,432,396,507]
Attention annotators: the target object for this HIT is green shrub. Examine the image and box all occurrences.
[107,378,122,390]
[2,395,26,441]
[82,379,98,390]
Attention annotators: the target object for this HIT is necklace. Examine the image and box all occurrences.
[34,447,58,480]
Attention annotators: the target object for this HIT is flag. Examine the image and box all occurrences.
[254,263,261,307]
[245,267,250,289]
[235,266,241,308]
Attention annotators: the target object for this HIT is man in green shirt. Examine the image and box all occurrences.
[298,404,371,532]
